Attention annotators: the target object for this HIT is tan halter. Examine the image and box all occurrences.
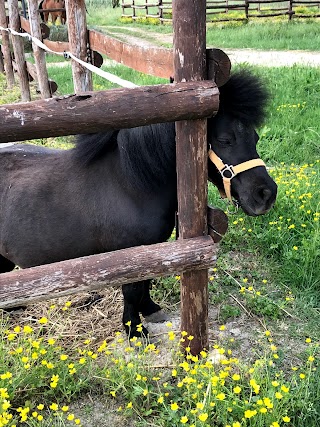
[208,149,266,203]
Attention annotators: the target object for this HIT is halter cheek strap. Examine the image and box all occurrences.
[208,149,266,203]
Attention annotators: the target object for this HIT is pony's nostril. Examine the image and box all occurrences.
[256,187,272,203]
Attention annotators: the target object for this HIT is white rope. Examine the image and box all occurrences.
[0,25,138,89]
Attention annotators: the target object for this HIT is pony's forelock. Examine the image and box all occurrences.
[218,71,269,127]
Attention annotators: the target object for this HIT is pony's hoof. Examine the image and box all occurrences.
[144,309,169,323]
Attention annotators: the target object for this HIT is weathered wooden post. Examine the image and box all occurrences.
[8,0,31,101]
[0,0,15,87]
[65,0,93,93]
[27,0,51,98]
[173,0,210,354]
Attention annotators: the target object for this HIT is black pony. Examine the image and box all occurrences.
[0,71,277,337]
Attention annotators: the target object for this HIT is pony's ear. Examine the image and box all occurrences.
[207,48,231,87]
[169,76,174,83]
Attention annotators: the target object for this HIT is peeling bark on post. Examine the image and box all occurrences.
[65,0,92,93]
[27,0,51,98]
[8,0,31,101]
[0,0,15,87]
[173,0,210,354]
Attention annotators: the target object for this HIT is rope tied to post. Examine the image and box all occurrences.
[0,24,138,89]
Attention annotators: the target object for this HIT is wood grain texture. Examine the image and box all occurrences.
[0,81,219,142]
[8,0,31,101]
[0,236,217,309]
[27,0,51,98]
[0,0,15,87]
[65,0,92,92]
[173,0,209,354]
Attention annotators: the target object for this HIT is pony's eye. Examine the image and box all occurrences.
[217,138,231,145]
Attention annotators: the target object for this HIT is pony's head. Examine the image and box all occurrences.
[208,71,277,216]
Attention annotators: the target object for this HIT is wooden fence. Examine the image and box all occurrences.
[0,0,231,355]
[121,0,320,22]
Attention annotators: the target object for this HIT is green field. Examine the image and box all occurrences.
[0,8,319,427]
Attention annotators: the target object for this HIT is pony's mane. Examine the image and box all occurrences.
[218,70,269,126]
[73,124,177,192]
[72,71,268,176]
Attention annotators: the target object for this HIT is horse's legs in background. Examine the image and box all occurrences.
[122,280,168,338]
[0,255,15,273]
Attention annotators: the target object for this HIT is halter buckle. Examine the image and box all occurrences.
[220,164,235,180]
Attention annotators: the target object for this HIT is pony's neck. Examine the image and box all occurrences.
[118,123,177,193]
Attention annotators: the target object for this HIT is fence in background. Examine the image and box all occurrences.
[121,0,320,22]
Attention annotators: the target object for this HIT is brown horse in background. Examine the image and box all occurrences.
[39,0,66,25]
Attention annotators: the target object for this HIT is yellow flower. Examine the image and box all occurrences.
[244,409,257,418]
[275,392,283,399]
[180,416,188,424]
[281,385,289,393]
[260,407,267,413]
[23,325,33,334]
[38,317,48,324]
[305,338,312,343]
[67,414,75,421]
[219,325,225,331]
[216,393,226,400]
[127,402,133,408]
[198,413,208,422]
[49,403,59,411]
[233,386,241,394]
[232,423,241,427]
[232,374,241,381]
[171,402,179,411]
[271,422,280,427]
[283,416,290,422]
[37,404,44,410]
[61,406,69,412]
[158,396,164,404]
[299,373,306,379]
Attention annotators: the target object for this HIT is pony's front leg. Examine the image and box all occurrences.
[122,281,169,338]
[139,280,169,323]
[122,283,149,338]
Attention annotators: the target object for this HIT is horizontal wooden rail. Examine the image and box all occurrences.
[89,29,173,79]
[0,236,217,309]
[0,81,219,142]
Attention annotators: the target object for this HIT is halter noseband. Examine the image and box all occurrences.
[208,149,266,203]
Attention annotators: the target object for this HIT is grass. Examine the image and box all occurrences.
[1,310,319,426]
[85,4,320,51]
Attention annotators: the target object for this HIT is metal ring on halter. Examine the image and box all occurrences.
[220,164,235,180]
